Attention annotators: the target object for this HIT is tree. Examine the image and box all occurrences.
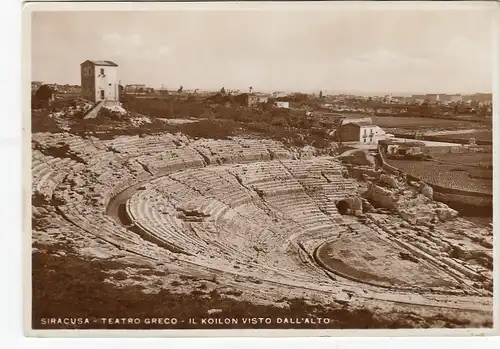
[177,85,183,93]
[293,93,308,103]
[35,84,54,102]
[220,87,226,95]
[249,86,253,93]
[319,90,323,99]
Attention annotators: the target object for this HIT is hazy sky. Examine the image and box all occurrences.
[31,8,494,94]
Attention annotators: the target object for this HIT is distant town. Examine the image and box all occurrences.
[32,80,493,119]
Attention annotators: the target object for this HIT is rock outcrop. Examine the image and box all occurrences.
[379,173,401,189]
[420,182,434,200]
[361,198,376,213]
[435,207,459,222]
[345,196,362,212]
[363,182,399,210]
[363,178,458,224]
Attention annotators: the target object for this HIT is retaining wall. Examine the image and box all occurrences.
[391,133,492,146]
[378,148,492,210]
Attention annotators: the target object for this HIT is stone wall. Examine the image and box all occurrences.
[378,149,492,210]
[426,146,467,157]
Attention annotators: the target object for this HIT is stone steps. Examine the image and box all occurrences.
[83,100,105,119]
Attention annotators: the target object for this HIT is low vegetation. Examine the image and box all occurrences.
[32,95,336,149]
[31,110,63,133]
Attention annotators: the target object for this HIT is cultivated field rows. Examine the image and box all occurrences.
[386,159,492,194]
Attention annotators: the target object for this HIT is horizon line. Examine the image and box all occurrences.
[31,80,492,97]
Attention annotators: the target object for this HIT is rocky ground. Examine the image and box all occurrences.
[32,237,490,330]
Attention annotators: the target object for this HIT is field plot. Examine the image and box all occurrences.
[386,159,492,194]
[431,152,492,168]
[371,116,478,129]
[431,130,492,142]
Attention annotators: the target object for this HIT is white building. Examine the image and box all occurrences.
[274,101,290,109]
[80,60,119,104]
[273,91,288,98]
[338,121,387,145]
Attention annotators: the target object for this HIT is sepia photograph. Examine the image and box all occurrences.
[25,1,497,336]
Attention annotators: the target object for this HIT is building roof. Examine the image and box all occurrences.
[356,121,373,127]
[81,60,118,67]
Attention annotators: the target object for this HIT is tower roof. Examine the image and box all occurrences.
[81,60,118,67]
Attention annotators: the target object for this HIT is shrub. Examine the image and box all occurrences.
[96,107,125,121]
[35,84,54,102]
[31,110,63,133]
[112,271,128,281]
[73,110,85,119]
[175,120,233,139]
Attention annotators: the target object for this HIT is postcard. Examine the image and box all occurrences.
[24,1,498,337]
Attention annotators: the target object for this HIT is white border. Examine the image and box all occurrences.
[492,0,500,337]
[20,0,500,339]
[2,0,24,346]
[20,0,500,12]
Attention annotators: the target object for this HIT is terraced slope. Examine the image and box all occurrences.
[31,132,493,327]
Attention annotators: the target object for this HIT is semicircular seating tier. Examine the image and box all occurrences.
[31,132,493,313]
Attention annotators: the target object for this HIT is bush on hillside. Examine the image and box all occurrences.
[35,84,54,102]
[31,110,63,133]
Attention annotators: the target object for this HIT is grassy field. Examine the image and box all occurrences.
[371,116,481,129]
[431,152,492,167]
[431,130,492,142]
